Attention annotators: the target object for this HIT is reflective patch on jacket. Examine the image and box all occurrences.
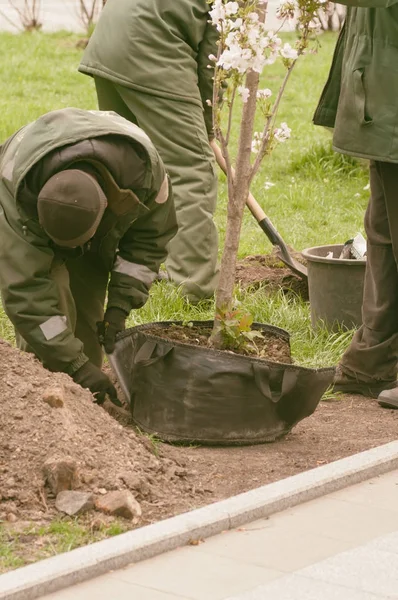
[40,315,68,340]
[155,175,169,204]
[113,256,156,287]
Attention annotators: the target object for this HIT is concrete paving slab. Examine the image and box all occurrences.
[192,522,352,572]
[329,470,398,512]
[299,543,398,597]
[113,546,283,600]
[370,531,398,554]
[270,495,398,544]
[41,576,188,600]
[224,574,387,600]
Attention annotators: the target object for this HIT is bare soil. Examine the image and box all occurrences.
[165,395,398,500]
[144,323,292,364]
[0,340,203,527]
[235,252,309,300]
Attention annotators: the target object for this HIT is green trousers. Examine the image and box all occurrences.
[341,161,398,382]
[94,77,219,301]
[17,254,108,369]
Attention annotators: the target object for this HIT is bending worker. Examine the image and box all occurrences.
[79,0,219,303]
[0,108,177,405]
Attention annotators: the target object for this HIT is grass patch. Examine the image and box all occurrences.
[0,518,129,573]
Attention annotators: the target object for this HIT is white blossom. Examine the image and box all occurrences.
[225,1,239,16]
[209,0,225,26]
[215,11,283,75]
[274,122,291,142]
[264,181,275,190]
[238,86,250,103]
[280,43,298,60]
[257,88,272,99]
[276,1,296,20]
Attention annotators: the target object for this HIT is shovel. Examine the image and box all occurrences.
[211,141,308,280]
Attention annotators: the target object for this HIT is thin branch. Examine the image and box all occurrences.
[249,61,296,182]
[225,84,237,146]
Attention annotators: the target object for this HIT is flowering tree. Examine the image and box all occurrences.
[208,0,326,346]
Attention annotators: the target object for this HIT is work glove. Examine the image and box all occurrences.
[72,361,121,406]
[97,307,127,354]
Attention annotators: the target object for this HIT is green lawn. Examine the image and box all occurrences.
[0,30,367,367]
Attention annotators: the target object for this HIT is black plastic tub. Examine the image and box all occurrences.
[302,244,366,331]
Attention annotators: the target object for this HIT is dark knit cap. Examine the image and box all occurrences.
[37,170,107,248]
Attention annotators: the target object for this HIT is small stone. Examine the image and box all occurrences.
[95,491,142,522]
[175,468,188,478]
[41,386,65,408]
[98,488,107,495]
[43,458,80,495]
[55,491,94,516]
[6,513,17,523]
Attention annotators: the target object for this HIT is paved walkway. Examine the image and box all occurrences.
[42,470,398,600]
[0,0,289,32]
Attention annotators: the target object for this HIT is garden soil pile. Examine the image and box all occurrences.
[0,339,197,523]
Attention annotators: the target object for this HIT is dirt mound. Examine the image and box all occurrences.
[235,253,309,300]
[0,340,193,523]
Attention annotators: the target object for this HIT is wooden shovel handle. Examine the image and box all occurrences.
[210,140,266,222]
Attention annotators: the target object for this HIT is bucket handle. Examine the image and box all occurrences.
[252,363,298,403]
[134,340,173,367]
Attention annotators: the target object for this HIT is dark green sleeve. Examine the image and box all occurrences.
[313,22,346,128]
[196,19,219,139]
[106,170,178,313]
[0,207,88,374]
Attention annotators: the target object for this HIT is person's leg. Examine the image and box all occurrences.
[94,78,219,301]
[335,161,398,394]
[94,77,139,125]
[66,253,109,368]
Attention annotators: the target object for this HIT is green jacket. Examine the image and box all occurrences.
[78,0,218,135]
[314,0,398,162]
[0,108,177,374]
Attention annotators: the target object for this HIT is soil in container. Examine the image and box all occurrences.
[143,323,292,364]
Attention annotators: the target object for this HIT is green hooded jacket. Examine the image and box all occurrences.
[78,0,218,135]
[0,108,177,374]
[314,0,398,162]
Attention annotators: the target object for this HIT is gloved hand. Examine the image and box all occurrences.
[97,307,127,354]
[72,361,121,406]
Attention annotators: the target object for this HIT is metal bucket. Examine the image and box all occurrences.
[302,244,366,330]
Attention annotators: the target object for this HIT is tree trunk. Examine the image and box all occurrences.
[211,69,260,345]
